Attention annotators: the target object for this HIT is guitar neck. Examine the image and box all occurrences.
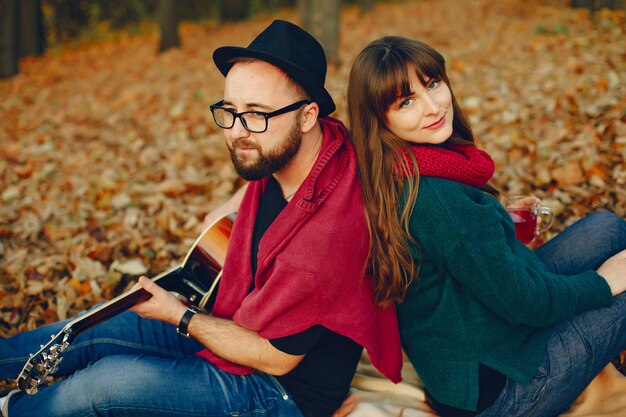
[68,266,182,335]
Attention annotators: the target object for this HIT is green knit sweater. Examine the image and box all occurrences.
[397,177,613,411]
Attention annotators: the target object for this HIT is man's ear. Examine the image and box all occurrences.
[300,102,320,134]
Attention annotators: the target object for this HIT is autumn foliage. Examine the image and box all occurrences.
[0,0,624,350]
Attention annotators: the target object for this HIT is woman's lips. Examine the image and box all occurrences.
[424,115,445,130]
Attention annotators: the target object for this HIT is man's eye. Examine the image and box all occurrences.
[246,112,266,120]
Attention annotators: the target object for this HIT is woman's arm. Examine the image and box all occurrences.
[411,179,612,328]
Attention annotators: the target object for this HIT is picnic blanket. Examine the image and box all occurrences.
[348,352,626,417]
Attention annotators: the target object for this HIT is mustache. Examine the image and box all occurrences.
[232,139,261,151]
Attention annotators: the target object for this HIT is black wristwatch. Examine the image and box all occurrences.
[176,306,200,338]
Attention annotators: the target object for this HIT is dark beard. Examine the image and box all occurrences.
[229,121,302,181]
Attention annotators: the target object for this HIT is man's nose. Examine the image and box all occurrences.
[230,116,250,138]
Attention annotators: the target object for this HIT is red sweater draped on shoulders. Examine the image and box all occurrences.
[196,117,403,383]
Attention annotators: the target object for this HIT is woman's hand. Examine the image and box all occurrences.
[597,249,626,296]
[505,196,540,210]
[129,276,187,326]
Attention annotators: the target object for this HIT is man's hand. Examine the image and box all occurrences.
[129,276,305,376]
[332,394,359,417]
[129,276,187,327]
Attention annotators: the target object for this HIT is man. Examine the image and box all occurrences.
[0,20,401,417]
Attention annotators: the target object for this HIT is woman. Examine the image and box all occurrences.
[347,36,626,417]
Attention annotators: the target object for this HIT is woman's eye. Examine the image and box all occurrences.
[399,99,414,108]
[428,79,440,89]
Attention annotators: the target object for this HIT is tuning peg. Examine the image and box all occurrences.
[25,384,39,395]
[50,361,61,373]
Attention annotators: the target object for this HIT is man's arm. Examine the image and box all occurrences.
[130,183,304,375]
[130,275,305,376]
[187,309,305,375]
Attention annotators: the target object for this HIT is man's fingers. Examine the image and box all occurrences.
[137,276,162,295]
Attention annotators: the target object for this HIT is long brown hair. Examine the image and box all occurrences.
[347,36,477,306]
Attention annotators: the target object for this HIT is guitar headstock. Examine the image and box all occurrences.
[17,329,73,394]
[14,213,235,395]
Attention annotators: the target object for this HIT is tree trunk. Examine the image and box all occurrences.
[572,0,624,9]
[219,0,249,21]
[158,0,180,53]
[358,0,374,13]
[0,0,19,78]
[19,0,45,57]
[299,0,340,65]
[298,0,309,27]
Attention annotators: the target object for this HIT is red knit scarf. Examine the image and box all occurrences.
[402,144,495,186]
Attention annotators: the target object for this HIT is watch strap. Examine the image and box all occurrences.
[176,306,200,338]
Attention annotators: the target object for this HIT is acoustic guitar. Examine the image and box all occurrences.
[16,212,235,395]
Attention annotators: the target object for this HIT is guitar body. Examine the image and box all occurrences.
[17,212,235,394]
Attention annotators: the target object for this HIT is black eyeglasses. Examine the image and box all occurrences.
[210,100,311,133]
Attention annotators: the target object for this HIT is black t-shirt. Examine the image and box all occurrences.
[427,364,506,416]
[250,176,363,417]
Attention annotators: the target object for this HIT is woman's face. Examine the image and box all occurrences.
[384,67,454,145]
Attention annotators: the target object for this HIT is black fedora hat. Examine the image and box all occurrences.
[213,20,336,117]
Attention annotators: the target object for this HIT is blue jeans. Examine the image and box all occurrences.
[479,211,626,417]
[0,309,303,416]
